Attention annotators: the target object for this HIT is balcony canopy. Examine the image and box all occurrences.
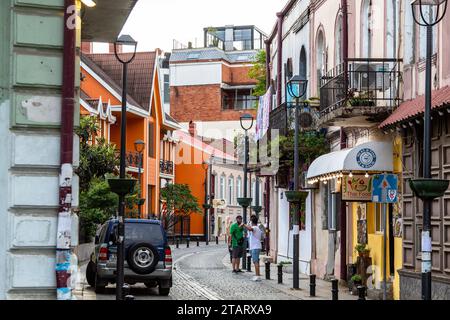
[81,0,138,42]
[306,141,393,181]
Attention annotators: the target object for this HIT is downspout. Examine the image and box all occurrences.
[339,0,349,282]
[56,0,76,300]
[276,12,283,108]
[264,40,271,254]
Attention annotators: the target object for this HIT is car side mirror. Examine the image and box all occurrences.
[94,235,99,245]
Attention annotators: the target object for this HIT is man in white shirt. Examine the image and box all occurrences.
[244,215,263,281]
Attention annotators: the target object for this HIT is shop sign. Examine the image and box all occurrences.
[341,175,373,201]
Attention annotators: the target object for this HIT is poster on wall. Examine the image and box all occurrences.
[393,192,403,238]
[357,203,368,244]
[342,175,373,201]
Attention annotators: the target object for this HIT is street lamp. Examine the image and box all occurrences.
[134,139,145,218]
[410,0,448,301]
[113,34,138,301]
[286,75,308,290]
[238,113,254,270]
[202,157,213,245]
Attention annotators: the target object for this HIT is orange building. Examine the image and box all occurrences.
[174,128,236,239]
[80,47,180,218]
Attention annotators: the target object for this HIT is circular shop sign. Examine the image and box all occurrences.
[356,148,377,169]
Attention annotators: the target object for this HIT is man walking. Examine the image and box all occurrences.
[230,215,245,273]
[244,215,263,281]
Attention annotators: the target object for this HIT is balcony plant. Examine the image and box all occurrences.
[355,243,371,257]
[348,91,375,107]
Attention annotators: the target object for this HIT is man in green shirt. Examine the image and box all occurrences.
[230,215,244,273]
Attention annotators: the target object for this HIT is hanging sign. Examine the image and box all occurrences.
[341,175,373,201]
[371,174,399,203]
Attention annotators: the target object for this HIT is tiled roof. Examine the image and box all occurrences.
[170,48,257,63]
[380,86,450,128]
[84,52,157,111]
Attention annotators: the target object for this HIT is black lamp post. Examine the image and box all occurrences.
[238,113,254,271]
[202,157,213,245]
[286,75,308,290]
[410,0,448,300]
[112,34,137,301]
[134,139,145,217]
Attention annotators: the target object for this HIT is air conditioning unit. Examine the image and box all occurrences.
[349,62,391,92]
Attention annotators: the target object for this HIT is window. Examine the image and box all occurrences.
[386,0,400,59]
[361,0,373,58]
[163,74,170,104]
[236,177,242,199]
[316,30,326,95]
[335,14,343,66]
[404,2,415,64]
[220,175,226,200]
[148,122,155,158]
[187,52,201,60]
[222,89,258,110]
[375,204,384,233]
[228,177,234,205]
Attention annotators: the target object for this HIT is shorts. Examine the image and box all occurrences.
[251,249,261,263]
[232,246,244,259]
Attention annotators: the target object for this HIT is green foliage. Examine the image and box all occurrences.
[351,274,362,282]
[248,50,267,97]
[76,116,119,192]
[160,183,202,230]
[355,243,367,253]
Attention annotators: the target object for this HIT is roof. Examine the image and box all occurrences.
[170,48,257,64]
[84,52,158,111]
[380,86,450,128]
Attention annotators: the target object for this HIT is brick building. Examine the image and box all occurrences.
[169,25,267,141]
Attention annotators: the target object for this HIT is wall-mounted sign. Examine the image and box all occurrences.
[212,199,227,209]
[371,174,399,203]
[356,148,377,169]
[357,203,368,244]
[341,175,373,201]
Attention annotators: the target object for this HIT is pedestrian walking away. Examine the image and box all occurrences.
[244,215,263,281]
[230,215,245,273]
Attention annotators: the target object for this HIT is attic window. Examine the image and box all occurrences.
[236,55,249,62]
[187,53,201,60]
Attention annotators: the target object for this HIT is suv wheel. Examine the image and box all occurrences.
[158,287,170,296]
[94,274,107,294]
[126,243,159,275]
[86,261,96,288]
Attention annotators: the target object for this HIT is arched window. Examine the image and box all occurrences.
[220,175,226,200]
[228,176,234,205]
[335,14,343,66]
[316,29,326,94]
[300,46,307,85]
[386,0,399,59]
[236,176,242,199]
[361,0,373,58]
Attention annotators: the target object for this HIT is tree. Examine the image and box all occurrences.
[75,116,119,192]
[248,50,267,97]
[160,183,202,230]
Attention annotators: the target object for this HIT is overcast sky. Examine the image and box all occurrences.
[117,0,288,53]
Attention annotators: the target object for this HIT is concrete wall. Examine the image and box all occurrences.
[0,0,79,299]
[170,62,222,86]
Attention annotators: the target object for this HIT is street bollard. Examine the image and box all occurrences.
[310,274,316,297]
[357,286,366,300]
[122,283,131,300]
[176,239,179,249]
[216,236,219,245]
[277,265,283,284]
[186,238,190,248]
[265,261,271,280]
[197,239,199,246]
[247,255,252,272]
[331,279,339,300]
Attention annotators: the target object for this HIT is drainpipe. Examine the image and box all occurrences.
[339,0,349,282]
[276,12,283,108]
[56,0,76,300]
[265,40,271,95]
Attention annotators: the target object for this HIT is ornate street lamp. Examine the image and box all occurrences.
[202,157,213,246]
[238,113,254,270]
[109,34,138,301]
[134,139,145,217]
[286,75,308,290]
[410,0,448,300]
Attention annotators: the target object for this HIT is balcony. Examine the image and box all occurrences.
[160,160,174,175]
[319,58,402,127]
[269,102,289,136]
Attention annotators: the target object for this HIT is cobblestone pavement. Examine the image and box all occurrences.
[74,243,356,300]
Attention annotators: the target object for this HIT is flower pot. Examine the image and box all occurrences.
[251,206,263,214]
[237,197,252,208]
[409,179,449,200]
[285,190,309,204]
[108,178,137,196]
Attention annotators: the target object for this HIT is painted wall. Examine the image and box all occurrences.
[170,62,222,86]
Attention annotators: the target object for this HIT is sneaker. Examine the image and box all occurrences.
[255,276,262,282]
[236,269,244,273]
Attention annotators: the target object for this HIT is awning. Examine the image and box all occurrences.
[306,141,393,181]
[81,0,138,42]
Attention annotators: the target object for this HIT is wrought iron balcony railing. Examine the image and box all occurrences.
[160,160,174,175]
[319,58,402,116]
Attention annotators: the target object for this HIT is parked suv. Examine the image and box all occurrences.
[86,219,173,296]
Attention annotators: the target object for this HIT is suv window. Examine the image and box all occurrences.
[109,223,164,244]
[98,223,108,243]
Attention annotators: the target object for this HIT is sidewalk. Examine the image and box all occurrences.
[221,254,363,301]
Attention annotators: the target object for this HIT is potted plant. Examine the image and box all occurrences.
[355,243,367,257]
[362,248,371,258]
[350,274,363,295]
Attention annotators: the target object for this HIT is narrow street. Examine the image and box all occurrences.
[75,244,356,301]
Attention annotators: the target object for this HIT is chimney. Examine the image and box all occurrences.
[188,121,197,137]
[81,42,93,54]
